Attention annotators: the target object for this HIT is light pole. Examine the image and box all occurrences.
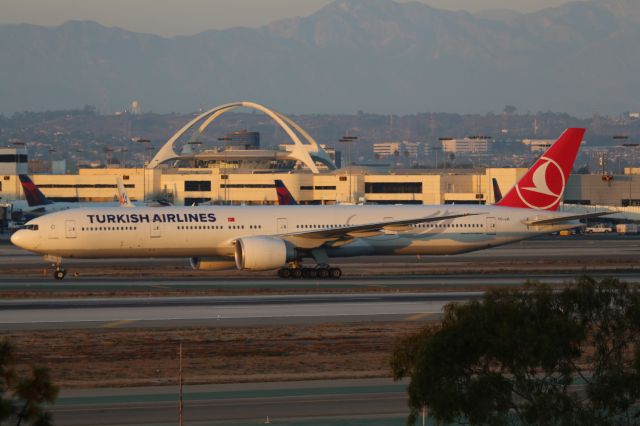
[617,137,638,204]
[339,136,358,203]
[12,141,25,199]
[430,145,442,169]
[134,138,151,202]
[218,137,232,203]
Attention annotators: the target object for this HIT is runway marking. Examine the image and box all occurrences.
[405,312,434,321]
[101,319,136,329]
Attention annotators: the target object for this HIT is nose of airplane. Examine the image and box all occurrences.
[10,229,39,251]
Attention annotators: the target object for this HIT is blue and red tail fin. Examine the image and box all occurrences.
[492,178,503,203]
[275,180,298,205]
[18,175,53,207]
[497,128,585,211]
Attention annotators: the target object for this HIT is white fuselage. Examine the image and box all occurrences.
[11,204,576,260]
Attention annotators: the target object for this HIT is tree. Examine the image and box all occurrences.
[503,105,517,115]
[0,340,58,426]
[391,277,640,425]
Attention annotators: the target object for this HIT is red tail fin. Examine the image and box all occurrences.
[497,128,585,211]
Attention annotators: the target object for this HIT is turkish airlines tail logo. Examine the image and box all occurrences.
[497,128,585,211]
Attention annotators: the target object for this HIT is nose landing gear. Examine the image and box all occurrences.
[54,267,67,280]
[45,255,67,280]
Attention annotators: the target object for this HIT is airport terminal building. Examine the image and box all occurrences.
[2,102,640,223]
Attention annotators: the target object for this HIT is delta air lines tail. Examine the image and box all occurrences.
[19,175,53,207]
[275,180,298,205]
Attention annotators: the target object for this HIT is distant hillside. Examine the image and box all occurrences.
[0,0,639,115]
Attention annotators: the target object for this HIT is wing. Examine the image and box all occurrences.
[282,212,481,248]
[524,211,612,226]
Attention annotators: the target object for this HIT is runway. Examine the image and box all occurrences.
[0,292,473,330]
[50,378,408,426]
[2,271,640,330]
[1,271,639,292]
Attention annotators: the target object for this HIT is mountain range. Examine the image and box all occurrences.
[0,0,639,116]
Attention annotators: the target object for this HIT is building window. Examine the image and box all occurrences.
[300,186,336,190]
[444,200,486,205]
[0,154,27,163]
[368,200,422,205]
[564,200,591,205]
[38,184,135,189]
[365,182,422,194]
[184,181,211,191]
[220,184,275,189]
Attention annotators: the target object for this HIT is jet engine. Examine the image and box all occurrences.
[234,236,295,271]
[189,257,237,271]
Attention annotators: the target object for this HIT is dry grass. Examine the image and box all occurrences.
[4,322,425,388]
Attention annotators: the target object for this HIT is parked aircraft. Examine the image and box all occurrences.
[10,175,131,220]
[11,175,72,218]
[492,178,503,203]
[275,180,298,205]
[11,128,609,280]
[116,177,135,208]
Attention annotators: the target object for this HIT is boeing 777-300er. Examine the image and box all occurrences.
[11,128,609,280]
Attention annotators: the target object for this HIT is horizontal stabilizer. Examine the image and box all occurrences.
[525,211,612,226]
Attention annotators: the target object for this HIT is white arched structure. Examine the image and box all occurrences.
[148,101,336,173]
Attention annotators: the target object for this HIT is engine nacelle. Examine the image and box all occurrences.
[189,257,237,271]
[234,236,294,271]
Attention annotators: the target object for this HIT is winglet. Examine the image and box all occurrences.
[18,175,53,207]
[275,180,298,205]
[116,177,135,207]
[497,128,585,211]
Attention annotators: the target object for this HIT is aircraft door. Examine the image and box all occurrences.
[65,220,77,239]
[277,218,288,234]
[150,222,161,238]
[486,217,497,235]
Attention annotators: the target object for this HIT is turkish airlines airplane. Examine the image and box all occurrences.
[11,128,608,280]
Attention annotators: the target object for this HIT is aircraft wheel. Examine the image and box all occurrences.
[54,268,66,280]
[317,267,329,279]
[329,267,342,279]
[278,268,291,279]
[291,268,303,279]
[307,268,318,279]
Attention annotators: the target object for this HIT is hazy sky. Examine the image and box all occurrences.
[1,0,589,37]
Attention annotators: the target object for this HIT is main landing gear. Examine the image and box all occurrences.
[277,264,342,280]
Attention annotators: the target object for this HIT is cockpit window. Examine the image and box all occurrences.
[24,224,39,231]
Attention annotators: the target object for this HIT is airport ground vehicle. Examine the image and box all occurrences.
[585,223,613,233]
[616,223,639,235]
